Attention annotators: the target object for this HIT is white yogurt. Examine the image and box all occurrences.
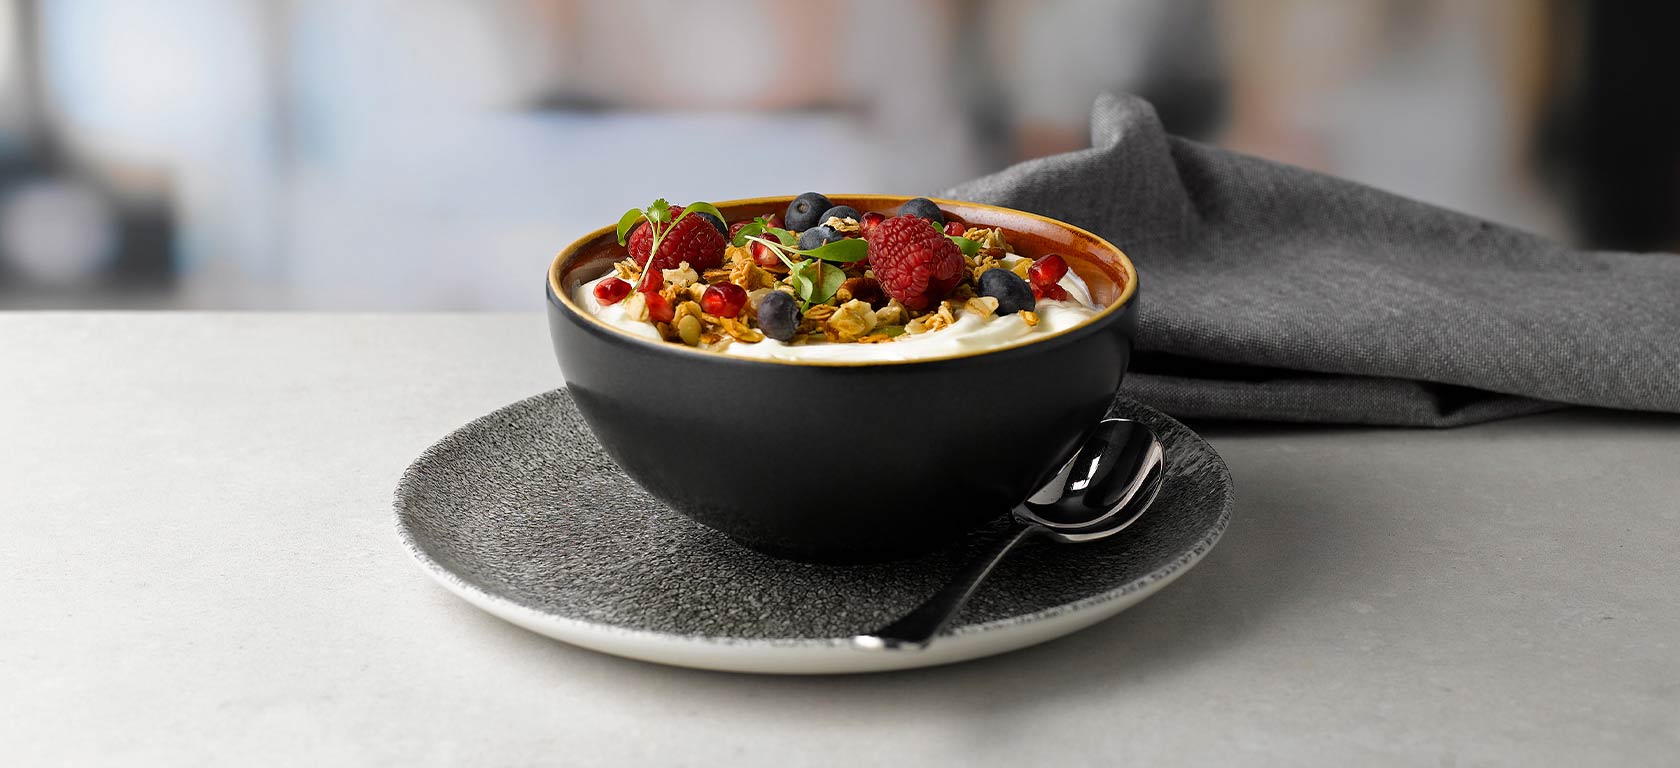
[574,254,1101,362]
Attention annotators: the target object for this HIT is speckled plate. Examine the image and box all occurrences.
[395,389,1231,674]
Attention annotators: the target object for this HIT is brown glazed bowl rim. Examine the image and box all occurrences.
[548,194,1138,368]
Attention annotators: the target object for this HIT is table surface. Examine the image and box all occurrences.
[5,313,1678,766]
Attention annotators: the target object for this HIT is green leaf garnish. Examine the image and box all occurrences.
[875,324,906,338]
[801,238,869,263]
[947,235,980,258]
[615,208,645,245]
[648,198,672,225]
[787,259,845,305]
[787,260,817,301]
[817,265,846,303]
[766,226,797,246]
[731,220,765,247]
[680,201,725,227]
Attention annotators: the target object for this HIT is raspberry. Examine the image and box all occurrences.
[628,206,727,272]
[865,215,965,311]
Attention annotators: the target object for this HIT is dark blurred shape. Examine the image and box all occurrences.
[1572,3,1680,252]
[0,0,175,308]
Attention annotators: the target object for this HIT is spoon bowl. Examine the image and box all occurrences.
[853,418,1165,650]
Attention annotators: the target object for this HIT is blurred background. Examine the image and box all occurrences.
[0,0,1674,310]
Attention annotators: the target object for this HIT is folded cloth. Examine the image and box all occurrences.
[944,93,1680,426]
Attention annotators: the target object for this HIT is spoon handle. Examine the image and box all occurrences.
[852,522,1042,651]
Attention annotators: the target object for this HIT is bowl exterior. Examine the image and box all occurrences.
[545,285,1136,563]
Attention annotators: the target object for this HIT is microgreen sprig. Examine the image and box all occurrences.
[731,217,868,307]
[615,198,727,290]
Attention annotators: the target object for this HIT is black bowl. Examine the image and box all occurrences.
[547,195,1138,563]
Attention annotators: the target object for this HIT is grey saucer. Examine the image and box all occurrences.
[394,389,1232,674]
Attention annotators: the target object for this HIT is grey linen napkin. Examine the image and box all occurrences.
[944,93,1680,426]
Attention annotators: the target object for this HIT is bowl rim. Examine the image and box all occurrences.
[547,194,1138,368]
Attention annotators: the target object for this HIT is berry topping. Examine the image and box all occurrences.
[593,277,632,306]
[1027,253,1069,287]
[942,220,967,236]
[785,192,833,232]
[798,225,843,251]
[628,206,728,272]
[1032,282,1069,302]
[865,215,965,310]
[701,282,749,318]
[757,290,800,341]
[860,211,886,234]
[897,197,945,225]
[978,269,1034,315]
[819,205,862,226]
[639,271,663,293]
[696,212,728,238]
[750,238,782,268]
[729,220,750,240]
[644,291,675,324]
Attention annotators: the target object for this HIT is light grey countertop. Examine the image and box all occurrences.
[5,313,1677,766]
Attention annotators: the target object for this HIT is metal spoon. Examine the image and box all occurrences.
[852,418,1165,651]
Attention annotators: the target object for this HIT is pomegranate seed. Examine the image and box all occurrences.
[701,283,749,317]
[639,272,663,293]
[1027,254,1069,287]
[1032,282,1069,302]
[593,277,632,306]
[644,292,675,324]
[751,239,781,268]
[860,211,886,234]
[764,212,784,230]
[943,220,967,236]
[729,220,750,240]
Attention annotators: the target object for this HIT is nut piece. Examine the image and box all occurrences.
[621,292,649,321]
[717,316,764,343]
[662,261,699,288]
[803,303,838,323]
[874,299,907,325]
[1021,310,1040,327]
[825,299,878,341]
[965,227,1012,254]
[825,216,861,233]
[964,295,1000,318]
[730,258,777,291]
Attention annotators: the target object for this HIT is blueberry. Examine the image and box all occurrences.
[979,268,1034,315]
[785,192,833,231]
[798,225,842,251]
[757,290,801,341]
[695,212,727,237]
[898,197,945,225]
[818,205,861,225]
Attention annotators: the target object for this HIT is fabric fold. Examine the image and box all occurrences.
[945,93,1680,426]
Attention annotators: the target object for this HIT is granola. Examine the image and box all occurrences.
[578,195,1105,358]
